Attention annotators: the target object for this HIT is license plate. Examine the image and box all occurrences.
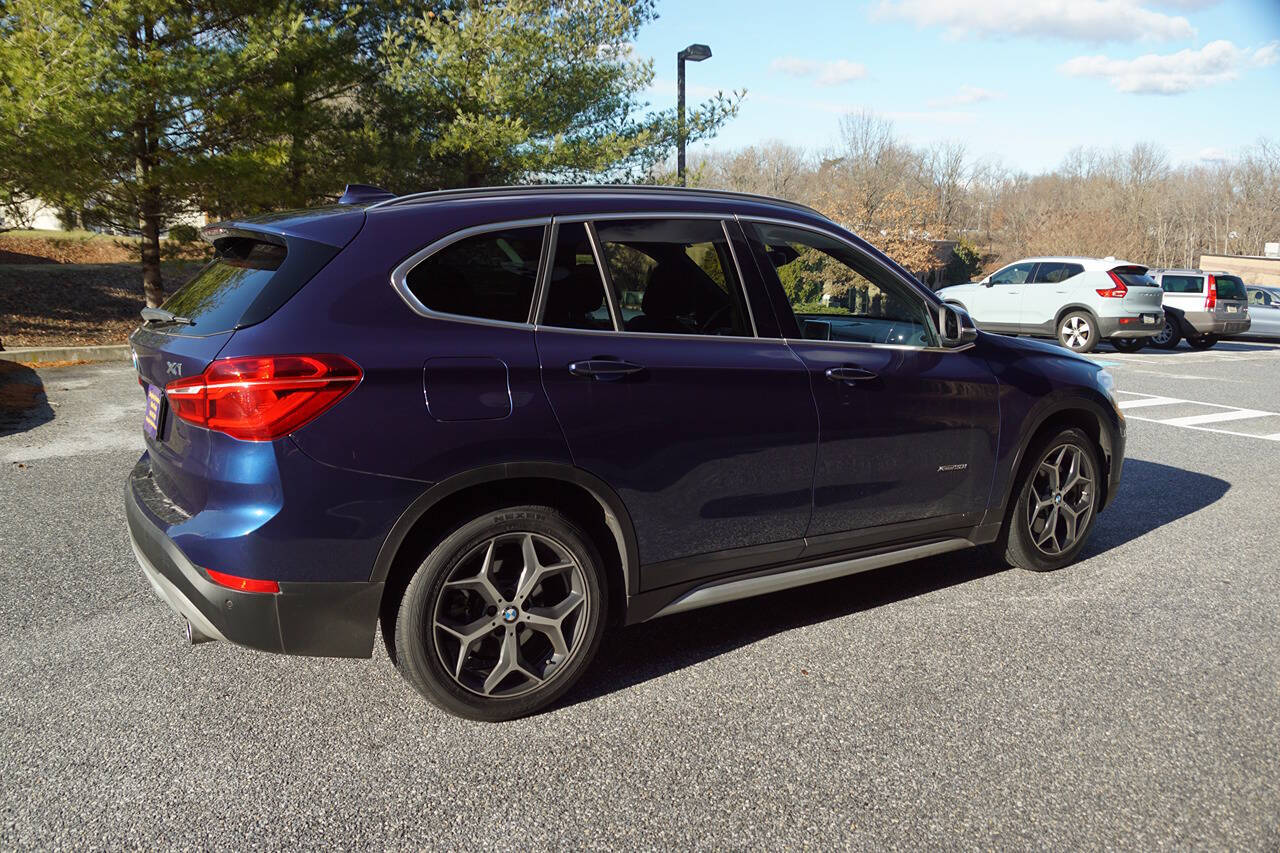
[143,384,163,439]
[1143,314,1159,323]
[1226,305,1239,314]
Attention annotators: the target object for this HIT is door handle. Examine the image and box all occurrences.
[568,359,645,380]
[825,366,877,384]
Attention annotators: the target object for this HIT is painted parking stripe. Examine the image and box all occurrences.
[1157,409,1271,427]
[1117,396,1182,410]
[1114,391,1280,442]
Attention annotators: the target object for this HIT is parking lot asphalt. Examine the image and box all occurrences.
[2,341,1279,849]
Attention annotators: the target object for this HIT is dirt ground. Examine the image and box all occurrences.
[0,232,205,348]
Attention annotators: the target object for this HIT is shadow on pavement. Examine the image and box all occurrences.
[568,458,1228,709]
[0,359,54,437]
[1102,340,1280,354]
[1084,457,1229,557]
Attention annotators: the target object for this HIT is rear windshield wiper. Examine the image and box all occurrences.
[140,307,195,327]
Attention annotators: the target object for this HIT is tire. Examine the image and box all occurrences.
[1187,334,1218,350]
[1002,427,1102,572]
[393,505,607,721]
[1056,311,1098,353]
[1150,314,1181,350]
[1110,337,1146,353]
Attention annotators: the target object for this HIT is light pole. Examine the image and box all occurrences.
[677,43,712,187]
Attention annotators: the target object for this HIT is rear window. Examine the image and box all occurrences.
[1214,275,1246,301]
[158,237,287,335]
[404,226,544,323]
[1160,274,1203,294]
[1111,266,1158,287]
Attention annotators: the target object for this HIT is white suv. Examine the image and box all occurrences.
[937,256,1165,354]
[1145,269,1251,350]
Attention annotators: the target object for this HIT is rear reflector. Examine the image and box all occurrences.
[165,354,362,441]
[1206,274,1217,310]
[206,568,280,594]
[1097,270,1128,298]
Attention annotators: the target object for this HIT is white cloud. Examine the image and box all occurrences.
[875,0,1196,43]
[769,57,868,86]
[927,85,1003,107]
[1198,146,1228,162]
[1059,40,1280,94]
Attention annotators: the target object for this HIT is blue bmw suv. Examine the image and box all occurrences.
[126,185,1124,721]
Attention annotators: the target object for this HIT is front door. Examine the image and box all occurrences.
[740,220,1000,548]
[536,217,818,590]
[979,261,1036,331]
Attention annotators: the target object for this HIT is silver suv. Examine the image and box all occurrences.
[1146,269,1251,350]
[937,256,1164,354]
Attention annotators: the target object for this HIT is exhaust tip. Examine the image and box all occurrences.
[185,620,215,646]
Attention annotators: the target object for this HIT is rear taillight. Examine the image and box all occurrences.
[1205,274,1217,310]
[206,568,279,594]
[1097,270,1129,298]
[165,353,362,441]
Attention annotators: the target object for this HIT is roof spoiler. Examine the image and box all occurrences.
[338,184,397,205]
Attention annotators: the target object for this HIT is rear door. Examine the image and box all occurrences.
[535,216,818,590]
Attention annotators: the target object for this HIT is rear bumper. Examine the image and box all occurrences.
[1097,313,1163,339]
[126,461,382,658]
[1180,310,1251,336]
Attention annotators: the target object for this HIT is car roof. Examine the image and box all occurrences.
[1004,256,1143,270]
[365,184,822,216]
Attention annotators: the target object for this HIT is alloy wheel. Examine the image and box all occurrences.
[432,532,589,698]
[1025,443,1096,557]
[1152,321,1174,346]
[1061,316,1091,350]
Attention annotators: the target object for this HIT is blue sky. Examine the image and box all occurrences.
[631,0,1280,172]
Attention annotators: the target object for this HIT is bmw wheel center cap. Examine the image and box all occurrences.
[501,606,519,623]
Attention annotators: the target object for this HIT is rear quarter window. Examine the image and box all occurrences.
[1161,274,1203,294]
[404,226,545,323]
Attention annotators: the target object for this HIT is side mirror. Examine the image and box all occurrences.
[938,304,978,348]
[981,277,993,287]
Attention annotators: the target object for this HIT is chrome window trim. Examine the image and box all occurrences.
[782,337,975,355]
[737,214,954,350]
[584,221,624,331]
[388,216,552,328]
[720,218,760,337]
[531,324,781,345]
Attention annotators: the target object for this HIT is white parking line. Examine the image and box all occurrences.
[1114,391,1280,442]
[1117,396,1182,410]
[1159,409,1271,427]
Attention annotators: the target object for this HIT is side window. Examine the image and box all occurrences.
[540,223,613,331]
[1250,288,1272,306]
[1162,275,1203,294]
[991,262,1035,284]
[404,226,544,323]
[593,219,752,337]
[748,222,938,347]
[1033,262,1084,283]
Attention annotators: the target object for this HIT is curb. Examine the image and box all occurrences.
[0,343,132,365]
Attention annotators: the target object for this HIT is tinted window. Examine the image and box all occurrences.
[1112,266,1158,287]
[1249,288,1273,306]
[1214,275,1247,301]
[541,223,612,331]
[159,238,286,335]
[405,226,544,322]
[750,222,937,347]
[1161,274,1203,294]
[991,262,1035,284]
[1033,262,1084,283]
[594,219,751,337]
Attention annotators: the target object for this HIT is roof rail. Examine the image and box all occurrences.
[366,184,821,216]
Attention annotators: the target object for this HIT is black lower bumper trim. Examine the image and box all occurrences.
[126,464,381,659]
